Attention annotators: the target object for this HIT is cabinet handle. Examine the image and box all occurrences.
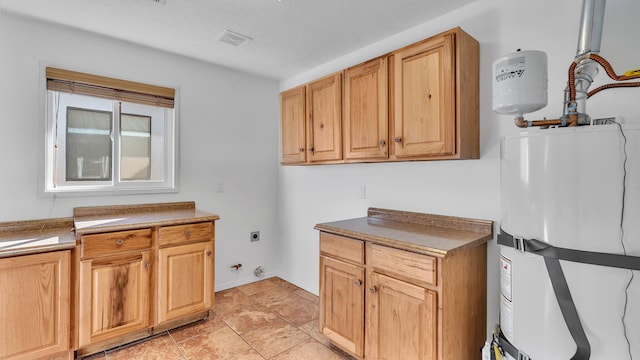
[299,147,304,152]
[115,239,124,246]
[308,147,314,153]
[369,286,377,294]
[394,137,402,143]
[144,262,151,269]
[354,279,362,286]
[185,230,191,237]
[379,139,386,147]
[207,250,213,256]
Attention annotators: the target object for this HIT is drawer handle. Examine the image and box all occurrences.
[185,230,191,237]
[115,239,124,246]
[207,250,213,256]
[369,286,377,294]
[354,279,362,286]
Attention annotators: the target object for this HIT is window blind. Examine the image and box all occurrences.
[46,67,175,108]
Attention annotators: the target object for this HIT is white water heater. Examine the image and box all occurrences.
[500,125,640,359]
[493,50,548,116]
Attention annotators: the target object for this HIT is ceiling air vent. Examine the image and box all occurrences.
[217,30,253,47]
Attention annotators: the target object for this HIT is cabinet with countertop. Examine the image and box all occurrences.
[0,218,76,360]
[315,208,492,360]
[0,202,218,359]
[72,201,219,357]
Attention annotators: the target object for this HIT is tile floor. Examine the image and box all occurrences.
[83,277,355,360]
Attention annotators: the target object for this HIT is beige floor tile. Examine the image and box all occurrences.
[269,296,318,326]
[270,338,348,360]
[268,277,302,292]
[241,318,310,359]
[213,288,256,315]
[178,326,264,360]
[169,313,228,343]
[106,333,184,360]
[298,319,332,347]
[236,279,281,296]
[84,278,324,360]
[252,286,300,308]
[294,288,319,304]
[218,305,281,334]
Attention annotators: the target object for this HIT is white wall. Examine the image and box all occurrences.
[277,0,640,337]
[0,13,281,291]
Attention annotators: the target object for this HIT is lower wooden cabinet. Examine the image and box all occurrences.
[317,209,490,360]
[158,241,213,323]
[319,255,365,357]
[78,251,151,347]
[0,251,71,360]
[74,210,217,356]
[366,272,437,360]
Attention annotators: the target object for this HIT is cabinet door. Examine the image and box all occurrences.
[344,57,388,160]
[366,272,437,360]
[158,241,213,323]
[391,33,455,158]
[0,251,70,360]
[319,256,365,357]
[78,251,151,347]
[280,86,307,164]
[307,73,342,162]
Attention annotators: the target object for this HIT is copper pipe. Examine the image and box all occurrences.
[568,61,578,101]
[588,81,640,98]
[568,53,640,101]
[514,114,578,128]
[589,54,640,81]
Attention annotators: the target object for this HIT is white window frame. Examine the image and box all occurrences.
[40,67,179,196]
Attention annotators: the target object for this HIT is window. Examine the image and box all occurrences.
[44,67,177,194]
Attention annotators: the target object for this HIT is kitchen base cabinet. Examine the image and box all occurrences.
[73,202,218,356]
[366,272,437,360]
[319,255,365,357]
[315,208,492,360]
[158,241,213,323]
[78,251,151,347]
[0,251,71,360]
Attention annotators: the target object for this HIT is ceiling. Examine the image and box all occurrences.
[0,0,476,80]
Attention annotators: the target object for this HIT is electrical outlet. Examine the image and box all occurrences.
[359,184,367,199]
[250,231,260,242]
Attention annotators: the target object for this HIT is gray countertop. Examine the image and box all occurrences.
[314,208,493,257]
[0,218,76,258]
[0,202,219,258]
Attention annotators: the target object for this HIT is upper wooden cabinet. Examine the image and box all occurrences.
[280,86,306,164]
[280,73,343,164]
[307,73,343,163]
[390,28,478,160]
[280,26,479,165]
[343,57,388,161]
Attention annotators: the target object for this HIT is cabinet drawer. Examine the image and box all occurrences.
[320,233,364,264]
[369,244,436,286]
[159,222,213,247]
[81,229,152,259]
